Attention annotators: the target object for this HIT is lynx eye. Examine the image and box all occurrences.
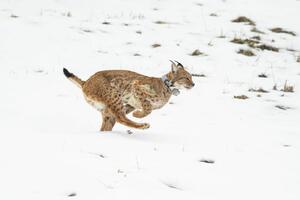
[178,77,189,81]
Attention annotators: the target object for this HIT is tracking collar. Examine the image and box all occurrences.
[161,75,180,96]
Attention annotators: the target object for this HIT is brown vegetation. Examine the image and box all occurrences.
[281,81,294,93]
[152,43,161,48]
[248,88,269,93]
[270,27,296,36]
[190,49,205,56]
[234,95,249,100]
[232,16,255,25]
[237,49,255,56]
[251,27,265,34]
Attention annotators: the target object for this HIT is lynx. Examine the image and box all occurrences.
[63,61,194,131]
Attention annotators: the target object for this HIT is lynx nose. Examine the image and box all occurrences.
[191,83,195,87]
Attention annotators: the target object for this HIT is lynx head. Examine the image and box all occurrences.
[168,60,195,90]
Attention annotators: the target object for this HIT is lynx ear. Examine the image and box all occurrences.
[170,60,178,72]
[174,60,184,69]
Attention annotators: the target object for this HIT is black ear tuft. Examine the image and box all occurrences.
[169,60,176,65]
[174,60,184,68]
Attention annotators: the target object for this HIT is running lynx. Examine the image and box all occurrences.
[63,61,194,131]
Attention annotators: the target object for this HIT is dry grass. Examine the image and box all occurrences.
[237,49,255,56]
[195,3,203,6]
[234,95,249,100]
[10,14,19,18]
[251,35,261,41]
[251,27,265,34]
[256,44,279,52]
[217,34,226,39]
[281,81,294,93]
[199,159,215,164]
[162,182,182,190]
[152,43,161,48]
[270,27,296,36]
[33,69,44,73]
[258,73,268,78]
[297,56,300,63]
[286,48,296,52]
[82,29,93,33]
[190,49,204,56]
[102,21,111,25]
[249,88,269,93]
[216,29,226,38]
[154,21,168,24]
[231,38,259,47]
[275,105,291,110]
[68,193,77,197]
[283,144,291,147]
[232,16,255,26]
[231,37,278,52]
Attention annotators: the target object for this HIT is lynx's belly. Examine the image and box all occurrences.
[150,98,168,109]
[123,93,167,110]
[84,95,106,111]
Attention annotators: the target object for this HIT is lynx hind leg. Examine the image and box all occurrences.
[100,109,116,131]
[131,81,153,118]
[108,103,150,130]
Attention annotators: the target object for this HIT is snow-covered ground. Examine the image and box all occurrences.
[1,0,300,199]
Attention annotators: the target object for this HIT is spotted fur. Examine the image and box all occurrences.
[63,61,194,131]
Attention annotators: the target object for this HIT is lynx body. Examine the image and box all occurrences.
[63,61,194,131]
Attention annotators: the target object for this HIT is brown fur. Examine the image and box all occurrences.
[64,61,194,131]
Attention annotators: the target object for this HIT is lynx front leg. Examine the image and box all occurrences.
[131,80,153,118]
[100,109,116,131]
[114,113,150,130]
[99,86,149,130]
[108,105,150,130]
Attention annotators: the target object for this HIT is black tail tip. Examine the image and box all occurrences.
[63,68,73,78]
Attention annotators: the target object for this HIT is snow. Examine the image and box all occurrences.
[0,0,300,199]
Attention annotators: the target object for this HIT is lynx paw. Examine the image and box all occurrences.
[141,123,150,129]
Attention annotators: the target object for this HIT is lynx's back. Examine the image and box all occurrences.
[83,70,146,95]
